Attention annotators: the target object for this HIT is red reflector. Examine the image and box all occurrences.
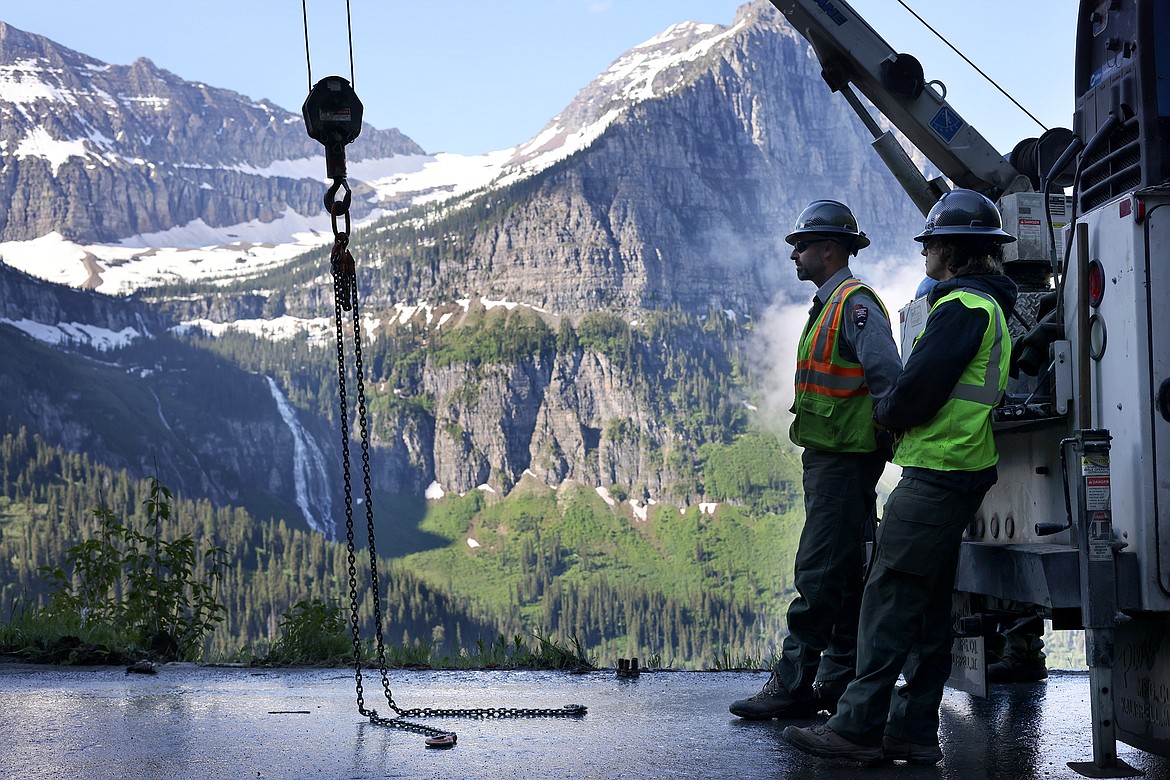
[1088,260,1106,307]
[1119,198,1132,218]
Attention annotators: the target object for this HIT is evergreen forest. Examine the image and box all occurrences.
[0,424,809,667]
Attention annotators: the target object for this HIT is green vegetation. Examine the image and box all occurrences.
[395,461,804,667]
[0,425,805,668]
[701,431,801,513]
[0,430,503,663]
[430,306,555,368]
[258,598,352,666]
[4,477,227,662]
[577,312,635,370]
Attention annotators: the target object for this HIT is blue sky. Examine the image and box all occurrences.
[3,1,1075,157]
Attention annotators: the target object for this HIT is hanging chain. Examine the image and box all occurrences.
[307,1,586,748]
[330,233,587,745]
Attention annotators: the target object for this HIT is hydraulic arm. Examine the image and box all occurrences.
[768,0,1029,209]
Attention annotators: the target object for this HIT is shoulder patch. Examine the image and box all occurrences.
[851,303,869,328]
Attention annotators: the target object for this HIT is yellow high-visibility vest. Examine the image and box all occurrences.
[894,288,1009,471]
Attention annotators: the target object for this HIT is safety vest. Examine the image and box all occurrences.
[790,278,888,452]
[894,288,1010,471]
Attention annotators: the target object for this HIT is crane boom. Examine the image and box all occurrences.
[769,0,1029,201]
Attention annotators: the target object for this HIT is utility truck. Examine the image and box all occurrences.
[769,1,1170,775]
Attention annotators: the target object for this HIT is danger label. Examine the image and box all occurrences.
[1086,475,1111,511]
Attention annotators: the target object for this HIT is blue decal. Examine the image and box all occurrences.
[930,106,965,143]
[814,0,848,25]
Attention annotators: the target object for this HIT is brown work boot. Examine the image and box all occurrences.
[729,671,816,720]
[782,724,883,764]
[882,734,943,765]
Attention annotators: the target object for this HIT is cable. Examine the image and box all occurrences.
[346,0,356,88]
[302,0,312,93]
[301,0,357,89]
[894,0,1048,133]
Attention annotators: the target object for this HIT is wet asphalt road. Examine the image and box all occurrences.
[1,664,1168,779]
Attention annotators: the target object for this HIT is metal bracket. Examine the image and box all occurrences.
[1054,340,1074,414]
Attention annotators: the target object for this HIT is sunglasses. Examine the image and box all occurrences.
[794,239,830,253]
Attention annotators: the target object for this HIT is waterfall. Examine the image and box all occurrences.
[265,376,335,540]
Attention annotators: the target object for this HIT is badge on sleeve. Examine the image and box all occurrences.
[851,303,869,328]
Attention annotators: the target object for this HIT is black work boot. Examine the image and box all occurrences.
[882,734,943,765]
[783,724,883,764]
[729,671,816,720]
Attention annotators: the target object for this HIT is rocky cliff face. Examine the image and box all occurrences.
[0,21,423,244]
[416,347,672,495]
[358,2,923,318]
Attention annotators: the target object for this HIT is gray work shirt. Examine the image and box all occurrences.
[813,266,902,404]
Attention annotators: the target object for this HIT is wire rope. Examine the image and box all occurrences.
[895,0,1048,133]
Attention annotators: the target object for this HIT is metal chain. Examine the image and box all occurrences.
[301,0,587,748]
[330,235,586,746]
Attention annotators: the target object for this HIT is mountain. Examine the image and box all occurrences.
[0,2,932,662]
[0,20,422,249]
[0,261,341,536]
[0,0,932,540]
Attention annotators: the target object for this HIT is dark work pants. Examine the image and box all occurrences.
[827,476,988,747]
[776,448,886,694]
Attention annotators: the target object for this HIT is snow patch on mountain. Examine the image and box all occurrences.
[0,149,517,295]
[0,58,83,108]
[172,294,553,345]
[175,314,336,345]
[14,126,95,173]
[500,18,746,180]
[0,316,143,351]
[601,21,743,102]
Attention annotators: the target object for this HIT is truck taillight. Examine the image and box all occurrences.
[1088,260,1106,307]
[1121,195,1147,223]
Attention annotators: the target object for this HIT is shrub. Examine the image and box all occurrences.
[39,478,229,661]
[263,598,352,666]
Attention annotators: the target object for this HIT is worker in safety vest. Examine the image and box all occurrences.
[784,189,1018,765]
[730,199,902,720]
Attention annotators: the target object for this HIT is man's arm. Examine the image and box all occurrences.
[841,292,902,404]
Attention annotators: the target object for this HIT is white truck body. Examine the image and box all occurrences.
[771,0,1170,769]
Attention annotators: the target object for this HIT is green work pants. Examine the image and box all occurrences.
[775,448,885,694]
[827,476,988,747]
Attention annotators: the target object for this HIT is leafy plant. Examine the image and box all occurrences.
[40,477,229,661]
[262,598,353,666]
